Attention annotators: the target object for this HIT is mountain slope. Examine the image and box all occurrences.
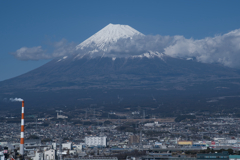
[1,23,240,111]
[1,55,240,91]
[1,55,240,112]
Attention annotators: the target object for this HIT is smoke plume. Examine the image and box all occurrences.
[10,98,24,102]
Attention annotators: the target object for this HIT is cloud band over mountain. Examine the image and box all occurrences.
[9,39,77,61]
[164,29,240,68]
[10,28,240,68]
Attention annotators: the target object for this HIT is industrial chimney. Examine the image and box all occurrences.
[20,101,24,156]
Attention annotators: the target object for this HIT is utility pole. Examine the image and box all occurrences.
[139,129,143,151]
[35,115,38,130]
[59,138,62,160]
[58,118,62,160]
[143,110,145,120]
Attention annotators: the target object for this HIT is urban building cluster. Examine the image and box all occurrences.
[1,110,240,160]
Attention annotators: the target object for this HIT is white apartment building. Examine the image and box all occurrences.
[33,152,44,160]
[85,136,107,147]
[62,142,72,150]
[44,149,56,160]
[0,152,5,160]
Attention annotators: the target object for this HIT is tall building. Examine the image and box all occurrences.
[85,136,107,147]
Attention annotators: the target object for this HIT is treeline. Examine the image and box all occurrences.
[175,115,196,122]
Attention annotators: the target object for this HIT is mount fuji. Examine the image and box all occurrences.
[1,23,240,110]
[76,23,144,51]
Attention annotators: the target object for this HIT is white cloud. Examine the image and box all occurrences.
[10,46,49,60]
[10,39,77,60]
[107,29,240,68]
[164,29,240,68]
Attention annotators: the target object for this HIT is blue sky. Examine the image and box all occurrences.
[1,0,240,81]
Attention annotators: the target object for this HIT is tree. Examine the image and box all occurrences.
[41,138,52,142]
[27,135,39,139]
[175,115,196,122]
[228,149,233,154]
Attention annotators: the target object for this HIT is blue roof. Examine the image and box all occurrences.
[229,155,240,158]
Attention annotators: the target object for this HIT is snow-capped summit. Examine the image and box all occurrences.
[73,23,163,60]
[76,23,144,51]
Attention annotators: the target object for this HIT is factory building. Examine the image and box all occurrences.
[85,136,107,147]
[229,155,240,160]
[177,140,193,146]
[197,151,229,160]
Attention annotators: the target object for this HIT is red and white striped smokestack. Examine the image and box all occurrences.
[20,101,24,155]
